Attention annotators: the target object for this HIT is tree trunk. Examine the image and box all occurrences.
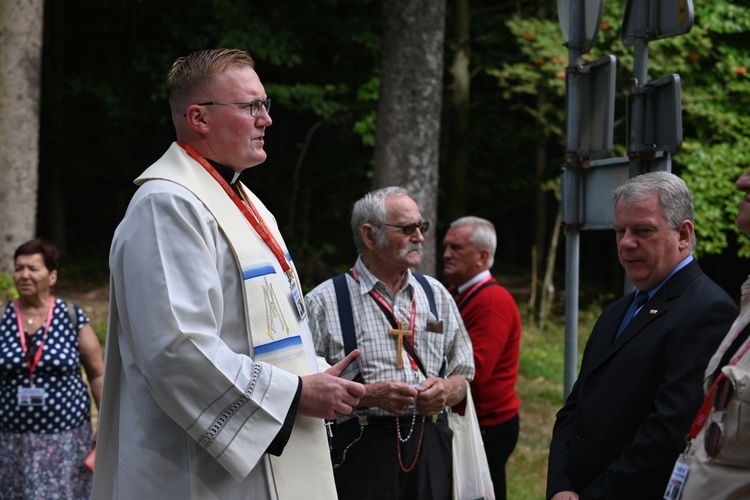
[444,0,470,224]
[529,244,538,314]
[0,0,44,273]
[540,207,562,327]
[531,77,549,322]
[373,0,446,276]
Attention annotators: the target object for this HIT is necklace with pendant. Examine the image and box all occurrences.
[15,297,54,332]
[23,311,40,325]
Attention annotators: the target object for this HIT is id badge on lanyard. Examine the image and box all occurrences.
[14,296,54,406]
[664,455,690,499]
[17,386,46,406]
[289,274,307,321]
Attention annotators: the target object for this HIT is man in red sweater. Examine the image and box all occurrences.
[443,216,522,500]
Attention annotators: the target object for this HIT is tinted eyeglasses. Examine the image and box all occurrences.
[377,221,430,235]
[184,99,271,117]
[704,376,734,458]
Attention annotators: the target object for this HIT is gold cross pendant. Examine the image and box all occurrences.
[389,321,412,369]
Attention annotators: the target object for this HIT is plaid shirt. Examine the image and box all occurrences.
[305,256,475,417]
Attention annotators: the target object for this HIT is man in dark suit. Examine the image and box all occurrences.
[546,171,738,500]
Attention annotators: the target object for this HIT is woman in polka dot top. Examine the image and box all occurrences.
[0,239,103,499]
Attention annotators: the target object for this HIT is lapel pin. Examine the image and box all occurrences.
[649,309,658,314]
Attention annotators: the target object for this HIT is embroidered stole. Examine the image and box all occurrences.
[135,142,336,499]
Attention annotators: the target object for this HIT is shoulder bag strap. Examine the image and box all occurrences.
[64,300,78,331]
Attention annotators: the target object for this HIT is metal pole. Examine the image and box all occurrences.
[564,232,580,397]
[629,0,650,175]
[563,0,584,398]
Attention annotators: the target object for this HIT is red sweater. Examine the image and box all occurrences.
[456,277,521,427]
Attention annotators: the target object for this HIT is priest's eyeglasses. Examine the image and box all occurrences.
[377,221,430,235]
[186,99,271,117]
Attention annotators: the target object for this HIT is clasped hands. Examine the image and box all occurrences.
[361,376,450,417]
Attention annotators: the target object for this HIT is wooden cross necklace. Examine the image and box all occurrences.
[350,267,418,370]
[389,321,413,369]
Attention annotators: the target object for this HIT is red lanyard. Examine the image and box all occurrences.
[688,324,750,439]
[351,267,419,372]
[177,142,294,282]
[13,296,55,380]
[456,275,494,308]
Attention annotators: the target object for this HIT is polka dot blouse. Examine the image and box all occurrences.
[0,298,92,434]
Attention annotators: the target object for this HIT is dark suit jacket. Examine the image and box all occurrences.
[546,261,738,499]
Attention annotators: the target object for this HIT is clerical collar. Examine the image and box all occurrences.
[207,159,242,185]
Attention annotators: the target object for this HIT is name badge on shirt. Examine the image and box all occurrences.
[663,455,690,500]
[18,387,46,406]
[290,280,307,321]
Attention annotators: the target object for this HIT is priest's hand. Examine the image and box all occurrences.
[299,350,366,420]
[359,379,418,416]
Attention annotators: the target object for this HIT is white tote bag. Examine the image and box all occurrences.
[449,380,495,500]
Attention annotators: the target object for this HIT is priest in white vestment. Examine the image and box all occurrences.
[93,48,363,500]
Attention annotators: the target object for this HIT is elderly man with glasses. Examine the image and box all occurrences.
[305,186,475,500]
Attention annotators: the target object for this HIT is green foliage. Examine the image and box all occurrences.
[265,83,350,122]
[352,74,381,146]
[485,0,750,262]
[353,111,378,147]
[490,16,568,99]
[519,327,565,381]
[682,139,750,257]
[675,2,750,257]
[43,0,383,276]
[34,0,750,295]
[487,14,568,154]
[0,274,18,303]
[699,2,750,33]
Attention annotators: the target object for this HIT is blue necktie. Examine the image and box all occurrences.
[616,290,649,338]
